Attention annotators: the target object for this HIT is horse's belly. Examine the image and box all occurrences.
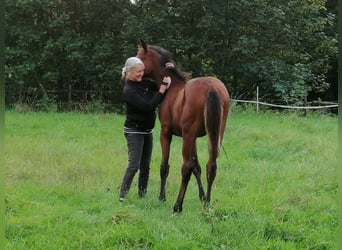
[171,125,182,137]
[171,119,206,137]
[172,128,206,137]
[197,129,206,137]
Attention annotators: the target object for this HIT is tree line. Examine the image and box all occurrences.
[5,0,337,112]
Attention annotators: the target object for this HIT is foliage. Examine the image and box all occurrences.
[5,0,337,110]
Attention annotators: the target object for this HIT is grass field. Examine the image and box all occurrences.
[4,108,338,249]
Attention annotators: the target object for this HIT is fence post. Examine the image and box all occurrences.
[68,84,72,111]
[256,86,259,112]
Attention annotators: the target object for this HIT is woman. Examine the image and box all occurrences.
[119,57,171,202]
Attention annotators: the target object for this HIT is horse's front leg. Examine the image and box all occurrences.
[159,128,172,201]
[173,134,195,213]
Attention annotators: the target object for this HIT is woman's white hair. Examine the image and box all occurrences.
[121,57,144,79]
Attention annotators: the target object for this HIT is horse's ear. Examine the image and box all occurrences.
[140,39,148,51]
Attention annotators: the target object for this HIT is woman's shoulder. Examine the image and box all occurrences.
[124,80,137,90]
[123,81,136,96]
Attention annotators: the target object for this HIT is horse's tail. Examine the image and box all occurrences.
[205,91,223,159]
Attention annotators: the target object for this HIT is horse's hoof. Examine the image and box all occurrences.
[159,196,166,202]
[173,205,182,213]
[203,200,210,208]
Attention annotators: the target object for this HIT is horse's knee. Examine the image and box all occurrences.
[181,165,192,181]
[160,163,169,178]
[192,160,202,176]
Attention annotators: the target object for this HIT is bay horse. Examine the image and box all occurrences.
[137,41,230,213]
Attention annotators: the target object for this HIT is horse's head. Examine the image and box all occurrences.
[137,40,155,76]
[137,40,175,85]
[137,40,191,85]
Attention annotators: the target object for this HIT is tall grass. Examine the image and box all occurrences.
[5,109,338,249]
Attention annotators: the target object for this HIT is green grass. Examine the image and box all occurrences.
[5,109,338,249]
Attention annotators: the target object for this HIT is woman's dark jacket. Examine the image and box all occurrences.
[123,79,165,132]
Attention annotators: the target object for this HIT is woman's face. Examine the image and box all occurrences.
[128,64,145,82]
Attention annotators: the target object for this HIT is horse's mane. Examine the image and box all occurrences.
[151,45,191,82]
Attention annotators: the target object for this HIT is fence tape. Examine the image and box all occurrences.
[231,99,338,110]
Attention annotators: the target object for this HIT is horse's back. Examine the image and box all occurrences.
[185,76,229,103]
[161,76,230,137]
[177,76,229,136]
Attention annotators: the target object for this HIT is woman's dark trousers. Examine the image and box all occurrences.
[119,132,153,198]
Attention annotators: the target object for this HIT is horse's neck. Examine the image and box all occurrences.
[165,79,185,101]
[153,69,186,87]
[169,71,186,88]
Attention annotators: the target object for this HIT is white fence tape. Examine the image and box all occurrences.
[231,99,338,110]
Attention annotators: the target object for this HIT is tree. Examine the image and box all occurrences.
[5,0,131,110]
[5,0,337,110]
[126,0,336,104]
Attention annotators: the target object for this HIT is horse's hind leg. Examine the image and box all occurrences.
[192,151,205,201]
[204,158,217,207]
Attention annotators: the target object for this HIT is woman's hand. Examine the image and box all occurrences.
[159,76,171,94]
[162,76,171,89]
[165,62,175,68]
